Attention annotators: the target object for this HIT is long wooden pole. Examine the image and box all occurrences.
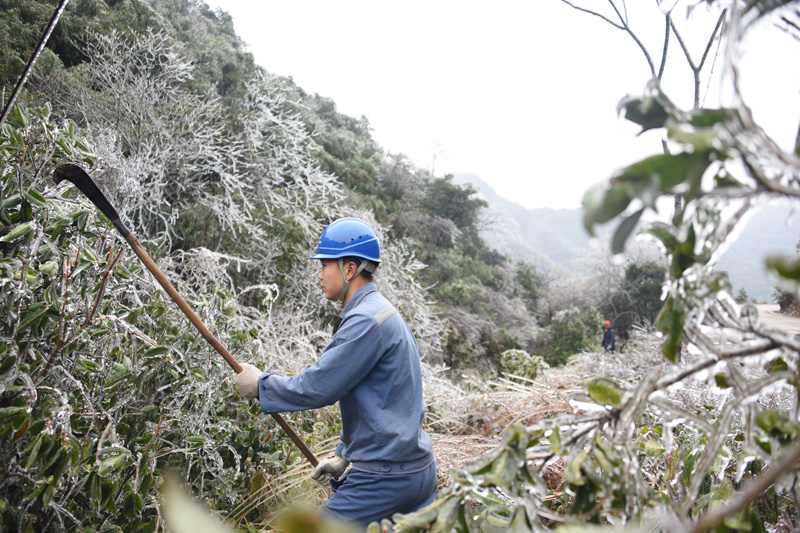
[0,0,70,127]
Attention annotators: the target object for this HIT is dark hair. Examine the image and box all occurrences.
[340,256,377,281]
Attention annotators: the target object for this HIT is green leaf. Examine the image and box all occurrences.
[23,189,47,207]
[0,258,23,279]
[582,181,634,235]
[38,261,58,276]
[643,439,665,458]
[645,223,676,250]
[123,492,144,518]
[50,455,71,486]
[682,448,700,487]
[756,409,800,440]
[767,358,788,373]
[767,256,800,281]
[19,302,47,330]
[77,358,100,372]
[586,378,622,406]
[611,208,644,254]
[141,347,169,360]
[184,435,208,448]
[688,108,730,128]
[667,122,724,152]
[12,105,30,129]
[97,453,128,476]
[55,137,75,156]
[616,150,716,194]
[0,406,27,418]
[114,264,132,279]
[0,221,32,242]
[72,260,94,276]
[564,449,588,486]
[89,472,101,504]
[1,194,21,209]
[714,171,745,189]
[0,355,16,375]
[550,425,564,455]
[670,225,703,277]
[593,435,619,473]
[392,494,458,529]
[104,363,132,389]
[140,472,154,496]
[23,482,47,503]
[431,495,460,531]
[657,296,685,363]
[23,433,45,468]
[617,93,671,132]
[82,247,98,263]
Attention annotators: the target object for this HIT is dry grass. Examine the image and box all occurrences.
[426,333,669,489]
[426,360,585,487]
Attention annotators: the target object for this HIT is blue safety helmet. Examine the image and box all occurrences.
[311,218,380,302]
[310,218,381,263]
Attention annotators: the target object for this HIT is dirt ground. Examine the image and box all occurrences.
[756,303,800,334]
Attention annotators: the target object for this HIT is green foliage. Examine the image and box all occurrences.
[734,287,750,303]
[419,175,487,232]
[499,349,548,381]
[0,102,343,530]
[0,0,90,88]
[514,261,542,313]
[541,307,598,367]
[297,93,382,194]
[602,261,666,339]
[150,0,259,98]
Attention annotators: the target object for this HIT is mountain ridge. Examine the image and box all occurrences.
[452,172,799,302]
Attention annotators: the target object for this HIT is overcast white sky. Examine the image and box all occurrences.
[205,1,799,210]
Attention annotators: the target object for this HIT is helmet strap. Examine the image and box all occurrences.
[337,258,373,303]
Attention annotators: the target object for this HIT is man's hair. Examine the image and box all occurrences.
[341,256,377,281]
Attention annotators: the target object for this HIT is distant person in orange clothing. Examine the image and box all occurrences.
[601,320,615,353]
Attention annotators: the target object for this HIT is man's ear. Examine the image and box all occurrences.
[345,261,359,280]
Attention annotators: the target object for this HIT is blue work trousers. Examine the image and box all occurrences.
[320,461,438,527]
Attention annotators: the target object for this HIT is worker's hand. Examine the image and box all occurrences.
[310,456,349,486]
[233,363,263,400]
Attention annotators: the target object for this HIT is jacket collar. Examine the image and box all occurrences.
[341,283,377,316]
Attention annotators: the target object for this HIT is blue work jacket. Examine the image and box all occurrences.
[258,284,434,472]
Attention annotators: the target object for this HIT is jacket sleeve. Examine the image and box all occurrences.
[259,312,383,413]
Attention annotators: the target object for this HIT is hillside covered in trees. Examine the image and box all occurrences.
[2,0,800,531]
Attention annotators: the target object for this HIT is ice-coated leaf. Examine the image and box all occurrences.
[617,93,671,132]
[18,302,47,330]
[586,377,623,406]
[550,425,565,455]
[658,296,685,363]
[644,439,666,458]
[611,208,644,255]
[0,221,32,242]
[767,255,800,281]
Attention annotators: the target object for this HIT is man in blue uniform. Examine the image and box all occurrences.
[233,217,437,527]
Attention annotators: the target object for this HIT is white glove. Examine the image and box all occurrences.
[310,456,349,485]
[233,363,263,400]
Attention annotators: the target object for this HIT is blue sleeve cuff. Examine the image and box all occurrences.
[258,372,272,414]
